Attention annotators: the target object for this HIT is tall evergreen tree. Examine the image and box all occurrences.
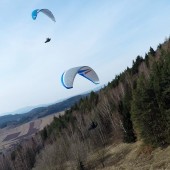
[132,66,169,147]
[118,85,136,143]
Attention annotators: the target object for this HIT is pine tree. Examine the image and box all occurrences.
[118,85,136,143]
[132,67,168,147]
[132,55,144,74]
[149,47,156,56]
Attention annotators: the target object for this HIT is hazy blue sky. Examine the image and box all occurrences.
[0,0,170,115]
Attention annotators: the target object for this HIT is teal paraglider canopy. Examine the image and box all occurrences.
[32,9,56,22]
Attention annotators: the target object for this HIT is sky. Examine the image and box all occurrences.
[0,0,170,115]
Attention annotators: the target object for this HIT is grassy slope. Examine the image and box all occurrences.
[86,141,170,170]
[33,140,170,170]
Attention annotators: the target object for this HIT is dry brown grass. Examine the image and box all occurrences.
[85,141,170,170]
[33,139,170,170]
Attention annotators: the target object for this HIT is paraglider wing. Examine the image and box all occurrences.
[61,66,99,89]
[61,67,81,89]
[32,9,39,20]
[78,66,99,84]
[32,9,56,22]
[39,9,56,22]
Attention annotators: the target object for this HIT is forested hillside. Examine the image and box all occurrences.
[1,38,170,170]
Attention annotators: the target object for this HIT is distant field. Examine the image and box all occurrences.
[0,111,64,151]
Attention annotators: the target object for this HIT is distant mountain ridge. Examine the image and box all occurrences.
[1,85,103,117]
[1,105,46,116]
[0,93,89,129]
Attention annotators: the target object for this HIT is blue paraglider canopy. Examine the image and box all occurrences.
[32,9,39,20]
[32,9,56,22]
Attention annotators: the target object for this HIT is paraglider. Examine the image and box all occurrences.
[88,121,98,131]
[61,66,99,89]
[32,9,55,43]
[45,38,51,43]
[32,9,56,22]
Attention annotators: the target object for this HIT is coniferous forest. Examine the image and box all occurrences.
[1,38,170,169]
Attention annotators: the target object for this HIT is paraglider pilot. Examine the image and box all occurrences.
[88,121,98,131]
[45,38,51,43]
